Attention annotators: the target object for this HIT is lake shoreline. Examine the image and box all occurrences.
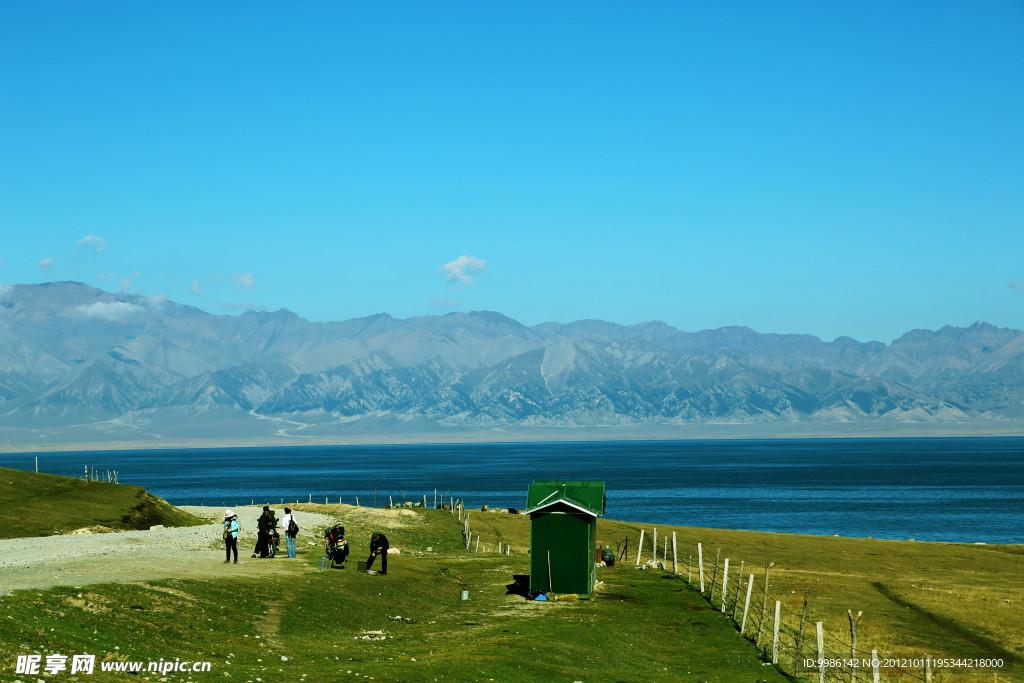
[3,419,1023,454]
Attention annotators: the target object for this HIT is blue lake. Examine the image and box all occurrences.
[3,437,1022,544]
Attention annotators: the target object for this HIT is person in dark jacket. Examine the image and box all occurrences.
[365,532,389,575]
[253,506,275,558]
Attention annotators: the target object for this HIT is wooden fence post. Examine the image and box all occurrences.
[924,654,932,683]
[721,558,730,612]
[653,528,657,564]
[816,622,825,683]
[672,532,678,575]
[740,574,755,634]
[871,649,880,683]
[688,555,692,584]
[697,543,705,593]
[732,561,745,621]
[848,610,862,683]
[636,530,646,566]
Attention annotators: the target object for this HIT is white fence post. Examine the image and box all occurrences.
[816,622,825,683]
[772,600,781,664]
[740,574,755,634]
[697,543,705,593]
[721,558,730,612]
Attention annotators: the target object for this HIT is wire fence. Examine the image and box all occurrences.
[462,508,518,556]
[618,530,1012,683]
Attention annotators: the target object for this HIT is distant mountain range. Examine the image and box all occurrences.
[1,282,1022,450]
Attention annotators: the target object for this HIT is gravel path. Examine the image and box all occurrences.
[0,506,337,595]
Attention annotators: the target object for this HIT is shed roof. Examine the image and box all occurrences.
[526,481,606,516]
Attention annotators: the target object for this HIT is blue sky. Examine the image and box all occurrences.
[2,2,1022,343]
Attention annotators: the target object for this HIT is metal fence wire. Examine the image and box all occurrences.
[650,539,951,682]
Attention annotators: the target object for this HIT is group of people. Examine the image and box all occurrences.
[221,507,389,575]
[221,506,299,563]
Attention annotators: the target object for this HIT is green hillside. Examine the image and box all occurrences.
[0,467,204,538]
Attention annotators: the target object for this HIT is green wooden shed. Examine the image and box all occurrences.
[527,481,606,597]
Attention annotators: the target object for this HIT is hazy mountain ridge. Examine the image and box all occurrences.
[1,282,1022,445]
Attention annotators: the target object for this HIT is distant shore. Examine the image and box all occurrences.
[2,420,1022,454]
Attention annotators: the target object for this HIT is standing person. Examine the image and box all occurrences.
[253,506,273,558]
[281,507,298,558]
[365,532,389,575]
[223,509,239,564]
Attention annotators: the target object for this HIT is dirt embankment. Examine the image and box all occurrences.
[0,506,336,596]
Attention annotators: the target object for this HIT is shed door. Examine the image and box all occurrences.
[550,522,590,594]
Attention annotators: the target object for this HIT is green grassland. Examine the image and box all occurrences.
[1,501,786,682]
[466,509,1023,681]
[0,467,205,538]
[1,474,1020,682]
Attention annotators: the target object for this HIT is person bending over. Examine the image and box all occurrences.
[365,532,389,575]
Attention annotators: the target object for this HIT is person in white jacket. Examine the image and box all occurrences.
[281,507,298,558]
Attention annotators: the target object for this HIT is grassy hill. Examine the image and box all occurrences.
[0,494,1019,680]
[463,507,1023,680]
[0,467,204,538]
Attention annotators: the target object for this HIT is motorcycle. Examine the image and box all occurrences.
[266,527,280,558]
[323,524,349,568]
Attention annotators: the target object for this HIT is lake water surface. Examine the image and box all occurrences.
[4,437,1021,544]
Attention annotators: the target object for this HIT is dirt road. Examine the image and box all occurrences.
[0,506,336,595]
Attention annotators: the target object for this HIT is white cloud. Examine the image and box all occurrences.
[147,292,168,308]
[234,273,255,290]
[96,272,115,281]
[75,301,145,321]
[0,285,12,299]
[441,255,486,286]
[191,274,226,296]
[76,234,107,255]
[39,257,54,272]
[119,271,141,294]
